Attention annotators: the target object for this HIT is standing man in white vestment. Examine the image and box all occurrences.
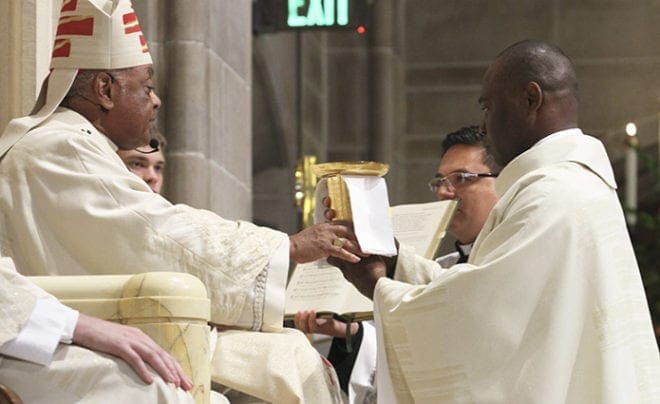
[330,40,660,403]
[0,256,196,403]
[0,1,353,402]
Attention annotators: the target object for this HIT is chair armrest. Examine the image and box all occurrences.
[30,272,211,404]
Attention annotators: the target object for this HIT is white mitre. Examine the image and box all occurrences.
[0,0,152,158]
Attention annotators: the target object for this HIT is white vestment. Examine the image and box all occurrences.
[345,250,461,404]
[0,108,340,403]
[0,256,195,403]
[374,131,660,403]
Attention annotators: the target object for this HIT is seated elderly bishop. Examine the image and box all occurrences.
[0,0,352,402]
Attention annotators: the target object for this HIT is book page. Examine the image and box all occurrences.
[285,260,373,319]
[391,200,457,259]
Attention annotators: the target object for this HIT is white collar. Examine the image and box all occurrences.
[532,128,582,148]
[457,242,473,256]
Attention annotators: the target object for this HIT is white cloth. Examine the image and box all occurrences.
[374,131,660,403]
[0,107,340,403]
[343,176,397,256]
[0,256,194,403]
[434,243,472,268]
[212,328,343,404]
[435,252,460,268]
[0,345,196,404]
[0,298,78,365]
[349,321,378,404]
[345,251,459,404]
[0,255,79,366]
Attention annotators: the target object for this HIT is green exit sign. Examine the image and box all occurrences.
[287,0,350,28]
[254,0,370,33]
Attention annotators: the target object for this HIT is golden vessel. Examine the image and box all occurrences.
[312,161,389,222]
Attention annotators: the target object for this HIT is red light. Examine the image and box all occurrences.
[356,25,366,35]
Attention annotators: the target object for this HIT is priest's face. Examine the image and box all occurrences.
[106,65,161,150]
[479,59,529,167]
[435,144,498,244]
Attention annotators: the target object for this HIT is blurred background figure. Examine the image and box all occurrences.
[117,131,167,194]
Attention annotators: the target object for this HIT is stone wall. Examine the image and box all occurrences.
[400,0,660,204]
[252,32,300,233]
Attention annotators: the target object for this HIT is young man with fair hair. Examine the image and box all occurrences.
[117,131,167,193]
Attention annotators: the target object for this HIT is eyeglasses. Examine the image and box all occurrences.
[428,172,498,193]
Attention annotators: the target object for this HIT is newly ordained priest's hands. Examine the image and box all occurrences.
[289,222,364,264]
[328,255,388,300]
[294,310,360,338]
[73,314,193,391]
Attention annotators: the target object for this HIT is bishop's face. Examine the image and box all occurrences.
[106,65,161,150]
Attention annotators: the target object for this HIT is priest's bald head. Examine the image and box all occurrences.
[479,40,579,166]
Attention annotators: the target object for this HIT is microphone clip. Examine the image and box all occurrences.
[135,138,160,154]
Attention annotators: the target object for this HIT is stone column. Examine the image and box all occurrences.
[367,0,405,204]
[0,0,55,130]
[135,0,253,220]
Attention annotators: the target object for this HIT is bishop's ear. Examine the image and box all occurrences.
[525,81,543,112]
[93,71,115,112]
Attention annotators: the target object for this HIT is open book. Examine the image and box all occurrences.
[284,260,373,322]
[284,199,458,321]
[391,199,458,259]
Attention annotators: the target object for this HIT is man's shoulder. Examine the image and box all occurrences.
[30,109,93,136]
[507,161,617,217]
[12,109,105,155]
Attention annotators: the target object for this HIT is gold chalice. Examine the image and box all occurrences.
[312,161,389,222]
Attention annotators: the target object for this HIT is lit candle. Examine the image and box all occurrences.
[625,122,638,226]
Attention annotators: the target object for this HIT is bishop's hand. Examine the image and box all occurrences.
[289,222,363,264]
